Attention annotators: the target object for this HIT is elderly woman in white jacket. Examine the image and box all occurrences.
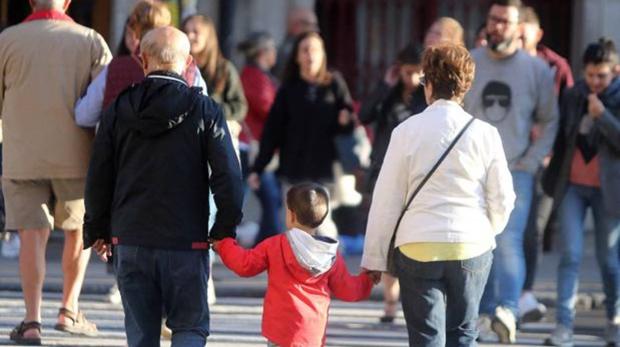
[361,43,515,346]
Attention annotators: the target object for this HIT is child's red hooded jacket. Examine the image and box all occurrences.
[217,234,373,347]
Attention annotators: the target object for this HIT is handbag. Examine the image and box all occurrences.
[386,117,475,275]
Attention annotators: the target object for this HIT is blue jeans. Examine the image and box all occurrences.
[115,245,210,347]
[556,184,620,327]
[396,249,493,347]
[253,171,283,244]
[481,171,534,317]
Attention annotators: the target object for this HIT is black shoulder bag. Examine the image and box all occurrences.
[386,117,475,274]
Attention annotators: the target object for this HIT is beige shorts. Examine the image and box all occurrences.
[2,178,85,231]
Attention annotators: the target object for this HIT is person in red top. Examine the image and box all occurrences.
[214,183,378,347]
[237,31,284,245]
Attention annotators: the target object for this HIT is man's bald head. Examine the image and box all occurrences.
[140,26,192,75]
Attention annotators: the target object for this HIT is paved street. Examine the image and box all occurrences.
[0,291,612,347]
[0,229,611,346]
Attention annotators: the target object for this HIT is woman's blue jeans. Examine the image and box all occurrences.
[396,249,493,347]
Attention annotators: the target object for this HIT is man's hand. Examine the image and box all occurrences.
[247,172,261,190]
[92,239,112,262]
[588,93,605,119]
[211,240,221,253]
[362,268,382,285]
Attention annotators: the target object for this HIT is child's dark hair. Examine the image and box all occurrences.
[286,183,330,229]
[583,37,619,66]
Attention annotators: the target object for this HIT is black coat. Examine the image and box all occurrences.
[359,81,426,192]
[252,72,354,182]
[83,72,244,250]
[543,77,620,218]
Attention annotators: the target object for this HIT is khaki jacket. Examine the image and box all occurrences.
[0,19,112,179]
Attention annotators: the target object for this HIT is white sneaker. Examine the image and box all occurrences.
[605,320,620,346]
[519,291,547,323]
[544,324,573,347]
[477,314,497,342]
[1,232,20,259]
[107,284,122,305]
[492,306,517,344]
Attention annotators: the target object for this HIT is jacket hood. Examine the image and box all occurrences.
[575,77,620,107]
[282,229,339,283]
[117,72,202,137]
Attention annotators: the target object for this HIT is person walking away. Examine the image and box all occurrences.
[361,43,515,346]
[83,26,243,347]
[0,0,112,344]
[214,182,377,347]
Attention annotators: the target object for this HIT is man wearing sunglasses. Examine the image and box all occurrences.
[463,0,559,343]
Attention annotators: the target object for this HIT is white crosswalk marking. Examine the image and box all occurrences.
[0,292,609,346]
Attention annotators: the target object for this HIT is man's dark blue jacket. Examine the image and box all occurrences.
[83,71,243,250]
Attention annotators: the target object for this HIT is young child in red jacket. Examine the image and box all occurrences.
[213,183,379,347]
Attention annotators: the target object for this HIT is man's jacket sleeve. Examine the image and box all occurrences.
[204,101,244,240]
[83,106,116,249]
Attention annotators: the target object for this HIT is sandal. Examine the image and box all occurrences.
[9,321,42,346]
[54,307,98,337]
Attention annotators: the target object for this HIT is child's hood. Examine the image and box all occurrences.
[283,228,339,282]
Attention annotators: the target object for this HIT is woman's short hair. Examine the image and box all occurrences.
[127,1,171,40]
[422,43,475,101]
[583,37,619,67]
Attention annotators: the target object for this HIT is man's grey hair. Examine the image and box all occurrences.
[140,27,191,75]
[33,0,65,10]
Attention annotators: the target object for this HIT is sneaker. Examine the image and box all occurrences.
[161,320,172,340]
[107,284,122,305]
[477,314,497,342]
[1,232,20,259]
[519,291,547,323]
[492,306,517,344]
[544,324,573,347]
[605,320,620,346]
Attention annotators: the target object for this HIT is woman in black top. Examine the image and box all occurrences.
[249,31,354,238]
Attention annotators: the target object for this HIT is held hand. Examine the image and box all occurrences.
[383,65,400,87]
[211,240,221,253]
[362,268,382,285]
[338,109,352,126]
[247,173,261,190]
[92,239,112,262]
[588,93,605,119]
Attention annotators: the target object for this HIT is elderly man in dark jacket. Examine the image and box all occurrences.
[83,26,243,347]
